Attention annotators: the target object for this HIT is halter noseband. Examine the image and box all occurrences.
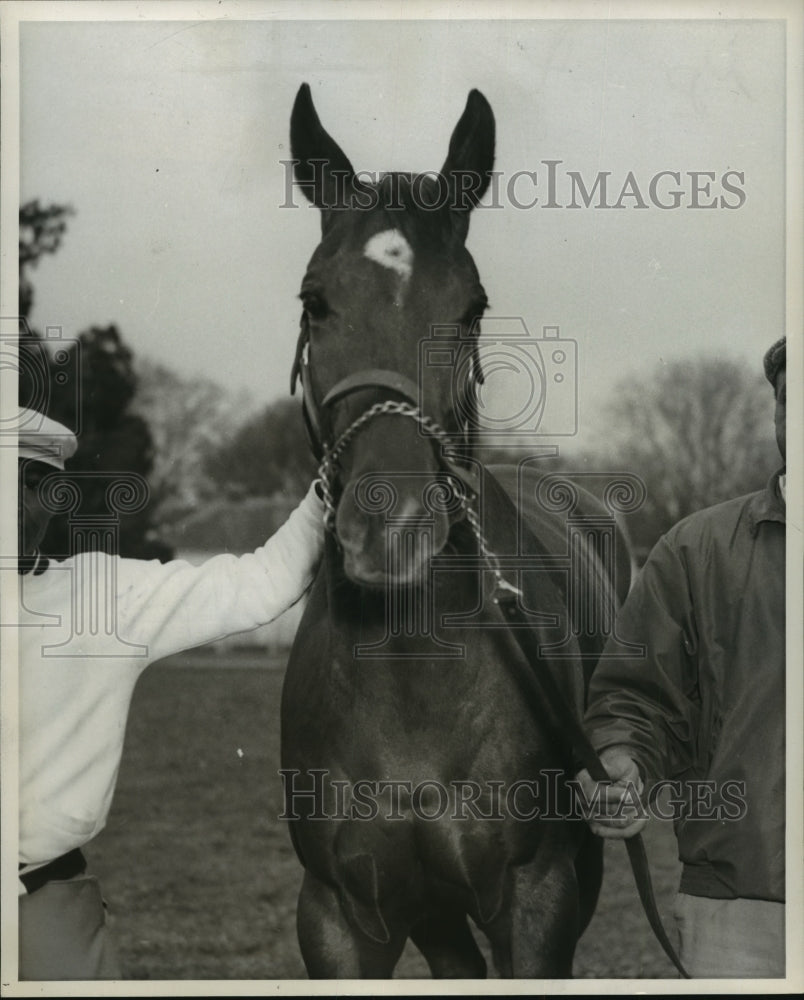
[292,336,480,533]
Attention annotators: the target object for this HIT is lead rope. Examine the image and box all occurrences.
[463,474,690,980]
[461,501,524,599]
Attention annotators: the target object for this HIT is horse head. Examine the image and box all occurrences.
[290,83,495,588]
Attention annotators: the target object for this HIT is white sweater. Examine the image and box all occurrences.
[17,485,324,867]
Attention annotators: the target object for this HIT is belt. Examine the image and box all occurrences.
[19,848,87,894]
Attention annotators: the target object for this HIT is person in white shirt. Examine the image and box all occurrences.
[15,406,325,980]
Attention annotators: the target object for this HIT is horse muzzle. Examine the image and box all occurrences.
[335,474,454,588]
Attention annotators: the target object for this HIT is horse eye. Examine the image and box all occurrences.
[301,292,329,321]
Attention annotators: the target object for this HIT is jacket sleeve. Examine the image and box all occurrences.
[584,533,702,783]
[115,483,325,665]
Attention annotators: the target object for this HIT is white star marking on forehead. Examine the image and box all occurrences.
[363,229,414,283]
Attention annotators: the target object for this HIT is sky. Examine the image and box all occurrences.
[16,9,788,448]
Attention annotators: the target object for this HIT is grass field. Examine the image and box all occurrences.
[86,652,682,981]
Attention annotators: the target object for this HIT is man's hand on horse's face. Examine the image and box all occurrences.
[575,747,649,840]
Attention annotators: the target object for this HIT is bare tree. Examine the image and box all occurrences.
[132,360,247,522]
[582,356,778,560]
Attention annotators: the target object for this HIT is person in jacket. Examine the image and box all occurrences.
[576,337,787,978]
[15,405,325,980]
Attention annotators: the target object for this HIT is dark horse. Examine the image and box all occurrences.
[281,85,628,978]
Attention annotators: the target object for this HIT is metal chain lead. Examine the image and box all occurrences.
[461,498,523,599]
[317,400,461,531]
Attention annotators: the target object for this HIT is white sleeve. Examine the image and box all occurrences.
[116,483,325,664]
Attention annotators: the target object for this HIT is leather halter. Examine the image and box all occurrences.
[292,332,479,502]
[321,369,423,410]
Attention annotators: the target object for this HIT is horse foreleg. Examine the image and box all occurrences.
[296,870,406,978]
[409,906,487,978]
[509,845,580,978]
[482,841,580,978]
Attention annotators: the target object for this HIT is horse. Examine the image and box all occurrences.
[280,84,630,978]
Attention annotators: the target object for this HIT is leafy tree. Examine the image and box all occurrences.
[19,200,74,320]
[38,325,171,561]
[204,397,318,503]
[18,201,171,561]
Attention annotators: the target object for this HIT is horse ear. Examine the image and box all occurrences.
[290,83,355,209]
[440,89,496,212]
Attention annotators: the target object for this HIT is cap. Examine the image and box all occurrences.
[17,407,77,470]
[763,336,786,388]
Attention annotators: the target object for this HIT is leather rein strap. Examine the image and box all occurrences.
[481,469,690,978]
[499,590,690,978]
